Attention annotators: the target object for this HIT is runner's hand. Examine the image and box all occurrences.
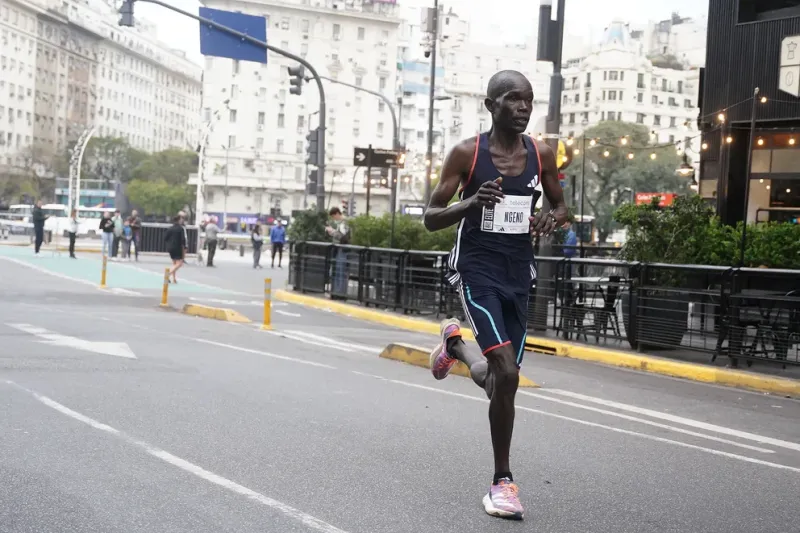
[472,178,504,208]
[529,211,557,237]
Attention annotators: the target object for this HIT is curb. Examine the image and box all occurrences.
[380,343,540,388]
[276,290,800,397]
[523,338,800,397]
[181,303,251,323]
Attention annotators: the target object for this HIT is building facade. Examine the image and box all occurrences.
[0,0,201,175]
[559,21,701,155]
[700,0,800,225]
[197,0,405,227]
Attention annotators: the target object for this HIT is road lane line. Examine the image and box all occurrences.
[541,389,800,453]
[0,256,99,288]
[348,374,800,474]
[261,330,358,353]
[3,381,349,533]
[194,339,337,369]
[276,310,302,317]
[284,331,382,352]
[518,391,773,453]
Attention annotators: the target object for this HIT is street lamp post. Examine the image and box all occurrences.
[423,0,440,207]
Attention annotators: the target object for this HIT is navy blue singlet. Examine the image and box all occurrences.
[447,132,541,289]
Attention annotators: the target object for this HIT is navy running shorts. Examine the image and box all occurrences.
[458,282,529,367]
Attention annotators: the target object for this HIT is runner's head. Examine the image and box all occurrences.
[484,70,533,134]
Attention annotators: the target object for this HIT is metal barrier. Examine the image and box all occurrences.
[289,241,800,368]
[139,223,198,254]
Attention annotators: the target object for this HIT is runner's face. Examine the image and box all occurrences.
[487,80,534,134]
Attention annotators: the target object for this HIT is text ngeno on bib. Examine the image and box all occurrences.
[481,195,531,234]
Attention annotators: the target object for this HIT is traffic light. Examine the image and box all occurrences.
[306,127,320,166]
[288,65,305,95]
[342,199,349,215]
[306,169,318,195]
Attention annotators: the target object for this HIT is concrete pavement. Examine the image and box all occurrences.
[1,256,800,532]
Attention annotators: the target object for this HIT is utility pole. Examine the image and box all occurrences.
[423,0,439,207]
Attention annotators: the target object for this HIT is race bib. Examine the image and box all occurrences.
[481,195,531,234]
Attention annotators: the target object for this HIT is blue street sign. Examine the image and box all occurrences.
[198,7,267,63]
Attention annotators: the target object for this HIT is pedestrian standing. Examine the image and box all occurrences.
[251,224,264,269]
[269,220,286,268]
[204,217,220,267]
[121,219,133,260]
[325,207,350,296]
[32,200,47,256]
[111,210,123,260]
[129,210,142,261]
[99,211,115,258]
[67,208,79,259]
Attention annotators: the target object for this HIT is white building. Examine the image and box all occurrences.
[644,13,707,69]
[559,21,701,155]
[0,0,201,171]
[396,7,551,200]
[197,0,406,227]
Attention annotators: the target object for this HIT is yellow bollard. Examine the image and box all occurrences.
[99,255,108,289]
[160,268,171,307]
[262,277,272,330]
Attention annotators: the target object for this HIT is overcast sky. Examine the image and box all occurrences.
[134,0,710,63]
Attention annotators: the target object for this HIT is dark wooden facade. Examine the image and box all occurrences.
[700,0,800,224]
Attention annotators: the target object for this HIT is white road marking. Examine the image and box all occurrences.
[7,323,137,359]
[518,391,773,453]
[284,330,381,352]
[194,338,337,369]
[350,374,800,474]
[110,288,142,296]
[542,389,800,453]
[0,256,98,288]
[261,330,356,353]
[276,310,302,317]
[3,381,349,533]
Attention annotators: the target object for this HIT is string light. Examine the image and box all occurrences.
[573,149,580,155]
[718,113,726,123]
[788,188,792,194]
[650,153,657,160]
[566,138,574,146]
[627,153,634,160]
[702,142,708,150]
[766,185,771,190]
[790,138,796,146]
[620,137,628,145]
[589,139,597,147]
[761,97,768,103]
[759,179,764,183]
[726,136,733,144]
[757,138,764,146]
[603,150,610,157]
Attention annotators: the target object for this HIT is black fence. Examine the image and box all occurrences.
[139,223,198,255]
[289,241,800,369]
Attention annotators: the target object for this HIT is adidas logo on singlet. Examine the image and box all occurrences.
[527,175,538,188]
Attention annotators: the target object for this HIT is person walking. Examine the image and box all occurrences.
[251,224,264,269]
[111,210,123,261]
[423,70,567,520]
[99,211,115,258]
[204,217,220,267]
[67,208,79,259]
[269,220,286,268]
[129,209,142,261]
[32,200,47,256]
[164,215,186,283]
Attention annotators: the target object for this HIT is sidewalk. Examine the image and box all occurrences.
[273,289,800,397]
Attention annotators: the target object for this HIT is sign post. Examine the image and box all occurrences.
[366,144,373,216]
[353,146,404,216]
[780,36,800,97]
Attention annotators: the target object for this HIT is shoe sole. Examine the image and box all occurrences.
[482,494,524,520]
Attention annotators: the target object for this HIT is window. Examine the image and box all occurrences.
[301,44,308,58]
[636,113,645,124]
[654,115,661,126]
[295,167,303,182]
[256,137,264,149]
[569,113,575,124]
[652,95,659,105]
[259,87,266,100]
[377,122,384,136]
[280,17,290,30]
[301,19,309,33]
[232,60,240,75]
[353,119,360,137]
[607,111,616,121]
[296,141,303,154]
[602,90,606,100]
[585,73,591,87]
[684,99,692,108]
[277,113,285,128]
[228,135,235,148]
[229,109,237,123]
[475,56,481,68]
[608,90,617,101]
[357,27,365,40]
[637,73,645,89]
[670,117,677,127]
[257,112,265,125]
[603,71,608,81]
[277,140,284,152]
[574,93,580,103]
[297,115,305,129]
[738,0,800,23]
[609,71,618,81]
[378,101,385,113]
[669,134,675,143]
[677,81,684,94]
[379,77,387,90]
[332,23,341,40]
[355,76,363,87]
[585,91,590,102]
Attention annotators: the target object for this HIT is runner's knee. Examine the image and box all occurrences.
[486,345,519,394]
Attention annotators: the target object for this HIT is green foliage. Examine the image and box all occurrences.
[349,213,456,251]
[568,121,688,242]
[82,137,148,184]
[614,195,800,269]
[132,148,198,186]
[286,209,328,242]
[126,179,192,217]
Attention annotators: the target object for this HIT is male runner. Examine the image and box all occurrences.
[423,70,567,520]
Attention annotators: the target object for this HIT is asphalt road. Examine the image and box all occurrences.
[1,251,799,533]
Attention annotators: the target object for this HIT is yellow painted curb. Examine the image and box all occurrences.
[275,289,477,341]
[524,339,800,397]
[380,343,539,388]
[181,303,251,323]
[278,289,800,397]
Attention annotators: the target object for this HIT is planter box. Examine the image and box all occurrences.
[623,289,690,351]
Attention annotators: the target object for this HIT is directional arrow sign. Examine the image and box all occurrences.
[353,147,403,168]
[353,147,370,166]
[8,323,137,359]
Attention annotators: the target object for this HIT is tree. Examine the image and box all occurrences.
[132,148,198,186]
[81,137,147,185]
[126,179,192,217]
[566,121,688,242]
[0,143,61,203]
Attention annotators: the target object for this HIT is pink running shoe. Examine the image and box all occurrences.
[429,318,461,380]
[483,478,524,520]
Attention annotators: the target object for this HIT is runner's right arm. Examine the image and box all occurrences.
[423,138,503,232]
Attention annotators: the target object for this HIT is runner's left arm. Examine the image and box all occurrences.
[530,141,568,237]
